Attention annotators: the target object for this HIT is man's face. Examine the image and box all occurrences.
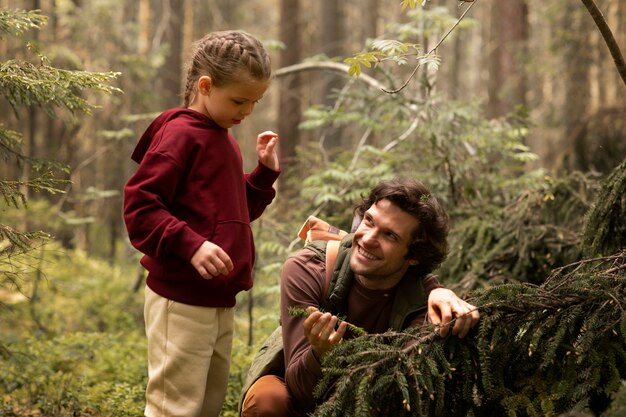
[349,199,419,290]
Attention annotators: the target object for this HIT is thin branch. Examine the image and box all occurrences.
[382,0,478,94]
[382,111,420,152]
[580,0,626,87]
[273,61,386,91]
[349,127,372,170]
[317,78,357,165]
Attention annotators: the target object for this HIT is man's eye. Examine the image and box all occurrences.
[384,231,396,239]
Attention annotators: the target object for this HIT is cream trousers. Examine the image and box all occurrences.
[144,286,234,417]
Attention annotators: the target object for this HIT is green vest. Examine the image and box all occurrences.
[238,234,429,414]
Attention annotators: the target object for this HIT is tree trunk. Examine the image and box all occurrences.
[161,0,185,107]
[138,0,150,55]
[360,0,379,41]
[486,0,528,119]
[278,0,301,183]
[561,5,593,170]
[318,0,345,149]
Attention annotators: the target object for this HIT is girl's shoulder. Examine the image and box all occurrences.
[157,109,225,140]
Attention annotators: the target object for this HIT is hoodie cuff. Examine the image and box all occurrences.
[248,162,280,190]
[173,226,207,262]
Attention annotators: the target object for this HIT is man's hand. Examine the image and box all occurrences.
[428,288,480,338]
[303,307,348,360]
[190,241,234,279]
[256,130,280,172]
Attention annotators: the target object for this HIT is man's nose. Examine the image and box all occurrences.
[361,228,377,245]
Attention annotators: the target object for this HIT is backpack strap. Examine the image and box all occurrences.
[298,215,348,244]
[324,239,341,298]
[298,215,345,299]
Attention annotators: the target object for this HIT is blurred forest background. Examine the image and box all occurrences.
[1,0,625,416]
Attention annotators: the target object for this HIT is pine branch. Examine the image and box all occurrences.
[0,9,47,37]
[287,306,367,336]
[311,251,626,417]
[583,158,626,257]
[1,173,70,209]
[0,58,121,116]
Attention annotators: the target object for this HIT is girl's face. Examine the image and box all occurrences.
[190,73,269,129]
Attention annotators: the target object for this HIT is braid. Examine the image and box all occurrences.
[182,64,197,107]
[182,30,271,107]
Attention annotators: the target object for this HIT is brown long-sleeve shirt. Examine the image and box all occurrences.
[280,247,442,416]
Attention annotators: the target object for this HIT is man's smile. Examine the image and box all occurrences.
[357,244,379,261]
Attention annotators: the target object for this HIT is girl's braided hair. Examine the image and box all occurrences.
[182,30,271,107]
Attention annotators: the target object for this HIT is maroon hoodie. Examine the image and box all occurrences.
[123,108,279,307]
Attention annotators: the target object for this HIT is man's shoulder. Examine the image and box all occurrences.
[281,246,327,282]
[287,245,327,264]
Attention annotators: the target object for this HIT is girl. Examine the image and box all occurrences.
[123,30,280,417]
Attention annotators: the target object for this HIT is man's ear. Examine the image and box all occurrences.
[197,75,212,95]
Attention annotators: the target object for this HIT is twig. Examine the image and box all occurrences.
[382,0,478,94]
[273,61,386,91]
[288,306,367,336]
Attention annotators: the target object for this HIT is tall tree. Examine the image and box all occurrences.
[360,0,379,42]
[486,0,528,118]
[559,5,593,163]
[160,0,185,107]
[278,0,301,181]
[137,0,150,55]
[318,0,346,149]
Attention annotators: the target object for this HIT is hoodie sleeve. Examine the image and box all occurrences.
[245,162,280,221]
[123,149,206,263]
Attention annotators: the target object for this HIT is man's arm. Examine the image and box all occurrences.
[280,249,332,411]
[405,275,480,338]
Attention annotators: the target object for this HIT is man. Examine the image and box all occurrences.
[241,178,480,417]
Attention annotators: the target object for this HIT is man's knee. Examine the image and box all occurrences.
[241,375,289,417]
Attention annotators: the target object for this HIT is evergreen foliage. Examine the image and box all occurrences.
[1,56,120,116]
[312,250,626,417]
[442,171,602,290]
[0,7,119,306]
[582,158,626,257]
[314,164,626,417]
[288,306,367,336]
[0,8,46,37]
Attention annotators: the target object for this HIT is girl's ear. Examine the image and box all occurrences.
[197,75,212,95]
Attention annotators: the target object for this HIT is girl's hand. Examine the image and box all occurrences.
[190,241,234,280]
[256,130,280,172]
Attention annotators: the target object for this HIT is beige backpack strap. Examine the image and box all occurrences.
[297,215,346,298]
[324,240,341,298]
[298,215,348,244]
